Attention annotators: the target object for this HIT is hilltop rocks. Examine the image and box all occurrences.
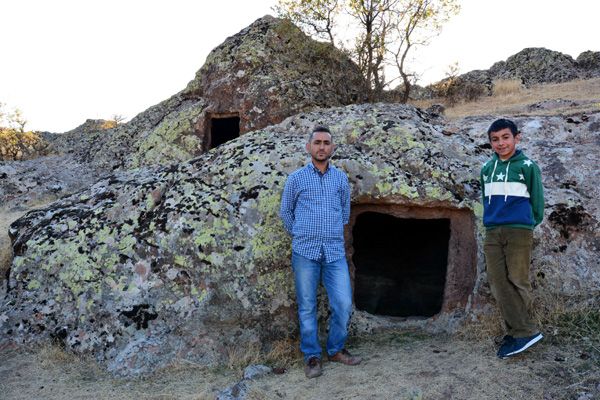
[576,51,600,78]
[489,47,580,85]
[43,16,366,173]
[183,15,367,134]
[428,47,600,101]
[2,103,599,376]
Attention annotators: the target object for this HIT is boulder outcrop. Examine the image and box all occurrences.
[43,16,367,172]
[2,103,598,376]
[428,47,600,100]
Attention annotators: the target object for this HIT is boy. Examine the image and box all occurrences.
[480,118,544,359]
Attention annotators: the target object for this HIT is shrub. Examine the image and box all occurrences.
[0,127,51,161]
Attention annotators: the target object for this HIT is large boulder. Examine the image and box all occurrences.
[182,15,367,134]
[2,104,598,376]
[488,47,579,85]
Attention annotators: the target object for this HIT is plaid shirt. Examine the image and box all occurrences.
[280,162,351,263]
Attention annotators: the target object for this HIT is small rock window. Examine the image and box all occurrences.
[209,113,240,149]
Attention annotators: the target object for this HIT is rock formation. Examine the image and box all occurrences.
[2,103,598,376]
[428,47,600,100]
[43,16,367,172]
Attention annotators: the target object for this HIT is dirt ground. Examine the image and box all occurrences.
[1,330,598,400]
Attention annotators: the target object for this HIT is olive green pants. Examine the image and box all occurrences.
[484,227,538,338]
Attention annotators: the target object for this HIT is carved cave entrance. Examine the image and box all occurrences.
[348,205,476,319]
[209,113,240,149]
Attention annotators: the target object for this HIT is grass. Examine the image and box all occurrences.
[411,77,600,119]
[224,338,303,372]
[492,79,523,96]
[534,293,600,360]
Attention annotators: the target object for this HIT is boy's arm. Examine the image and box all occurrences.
[279,175,297,235]
[480,163,487,205]
[528,162,545,226]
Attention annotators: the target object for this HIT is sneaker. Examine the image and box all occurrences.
[498,332,543,359]
[496,335,514,358]
[304,356,322,378]
[499,335,514,345]
[328,349,362,366]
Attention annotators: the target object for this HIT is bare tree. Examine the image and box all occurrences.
[274,0,459,101]
[111,114,126,125]
[389,0,460,102]
[349,0,398,99]
[274,0,340,44]
[0,102,6,127]
[10,109,27,132]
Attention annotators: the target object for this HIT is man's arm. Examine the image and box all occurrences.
[279,175,297,234]
[341,175,351,225]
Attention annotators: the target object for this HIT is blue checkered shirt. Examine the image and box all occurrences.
[280,162,351,263]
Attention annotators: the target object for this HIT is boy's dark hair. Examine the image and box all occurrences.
[308,125,332,142]
[487,118,519,139]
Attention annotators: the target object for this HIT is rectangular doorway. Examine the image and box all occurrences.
[209,113,240,149]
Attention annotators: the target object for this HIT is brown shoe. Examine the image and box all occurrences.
[328,349,362,365]
[304,356,322,378]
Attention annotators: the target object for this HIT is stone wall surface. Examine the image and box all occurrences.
[2,103,598,376]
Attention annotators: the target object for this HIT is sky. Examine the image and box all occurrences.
[1,0,599,133]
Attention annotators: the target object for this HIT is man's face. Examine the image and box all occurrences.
[489,128,520,160]
[306,131,334,162]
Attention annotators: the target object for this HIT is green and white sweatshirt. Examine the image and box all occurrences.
[480,149,544,230]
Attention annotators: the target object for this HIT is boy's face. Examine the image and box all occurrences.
[489,128,521,160]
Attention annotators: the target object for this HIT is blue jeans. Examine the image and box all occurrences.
[291,252,353,361]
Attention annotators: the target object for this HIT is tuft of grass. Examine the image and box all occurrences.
[224,338,302,372]
[263,338,303,368]
[534,293,600,348]
[492,79,523,96]
[225,342,262,371]
[457,307,504,345]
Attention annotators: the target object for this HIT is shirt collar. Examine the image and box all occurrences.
[307,161,332,175]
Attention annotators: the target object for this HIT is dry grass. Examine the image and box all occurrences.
[412,77,600,120]
[492,79,523,96]
[534,292,600,350]
[225,338,302,372]
[457,306,504,344]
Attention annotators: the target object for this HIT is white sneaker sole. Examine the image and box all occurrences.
[505,333,543,357]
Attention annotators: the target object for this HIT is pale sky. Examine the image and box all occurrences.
[1,0,599,132]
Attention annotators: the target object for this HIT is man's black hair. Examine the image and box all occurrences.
[487,118,519,139]
[308,126,332,142]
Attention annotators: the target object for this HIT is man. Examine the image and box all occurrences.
[280,126,361,379]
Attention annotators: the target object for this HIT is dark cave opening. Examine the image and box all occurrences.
[210,115,240,149]
[352,212,451,318]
